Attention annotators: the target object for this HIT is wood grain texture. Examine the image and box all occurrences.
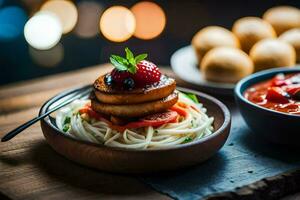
[0,64,172,200]
[0,64,110,113]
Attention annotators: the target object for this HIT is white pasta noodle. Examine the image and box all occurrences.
[55,91,214,149]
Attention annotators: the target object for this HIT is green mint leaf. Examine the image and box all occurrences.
[135,53,147,63]
[109,48,147,74]
[111,55,129,65]
[110,57,127,71]
[128,57,136,66]
[125,48,137,74]
[185,93,199,103]
[125,47,134,60]
[127,65,137,74]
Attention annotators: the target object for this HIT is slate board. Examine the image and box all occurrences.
[141,103,300,200]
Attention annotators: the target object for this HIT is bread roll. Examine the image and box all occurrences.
[192,26,240,65]
[263,6,300,35]
[201,47,253,83]
[279,28,300,62]
[249,39,296,72]
[232,17,276,53]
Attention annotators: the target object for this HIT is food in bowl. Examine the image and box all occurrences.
[235,67,300,145]
[232,17,276,53]
[56,48,214,149]
[263,6,300,36]
[201,47,254,83]
[244,72,300,114]
[191,26,240,65]
[279,28,300,62]
[249,39,296,72]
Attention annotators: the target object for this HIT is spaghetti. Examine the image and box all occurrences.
[55,91,214,149]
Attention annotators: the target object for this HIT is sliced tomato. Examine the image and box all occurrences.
[124,111,178,129]
[266,87,290,103]
[79,107,178,131]
[170,105,188,117]
[142,111,178,125]
[78,106,90,114]
[79,106,129,131]
[79,106,111,125]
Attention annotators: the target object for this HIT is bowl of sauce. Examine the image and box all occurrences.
[245,73,300,114]
[235,66,300,145]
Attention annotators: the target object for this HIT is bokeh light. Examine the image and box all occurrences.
[24,11,62,50]
[74,1,103,38]
[131,2,166,40]
[29,43,64,67]
[100,6,136,42]
[41,0,78,34]
[0,6,27,41]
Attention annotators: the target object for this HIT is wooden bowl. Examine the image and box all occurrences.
[39,86,231,174]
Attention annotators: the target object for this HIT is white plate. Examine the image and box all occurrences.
[171,45,235,95]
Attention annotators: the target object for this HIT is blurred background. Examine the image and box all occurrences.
[0,0,299,85]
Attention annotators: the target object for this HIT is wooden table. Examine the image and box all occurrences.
[0,64,299,200]
[0,64,173,200]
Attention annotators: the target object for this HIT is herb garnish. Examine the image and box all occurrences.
[185,93,199,103]
[63,124,70,132]
[183,137,193,143]
[64,116,71,124]
[109,47,148,74]
[63,116,71,132]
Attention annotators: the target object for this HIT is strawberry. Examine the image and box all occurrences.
[135,60,161,86]
[108,48,161,89]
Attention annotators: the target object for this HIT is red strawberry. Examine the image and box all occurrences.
[134,60,161,86]
[109,48,161,89]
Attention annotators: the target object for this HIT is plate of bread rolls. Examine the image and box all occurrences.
[171,5,300,96]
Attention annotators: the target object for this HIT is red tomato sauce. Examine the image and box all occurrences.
[244,73,300,115]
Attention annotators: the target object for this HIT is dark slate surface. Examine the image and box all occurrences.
[141,104,300,200]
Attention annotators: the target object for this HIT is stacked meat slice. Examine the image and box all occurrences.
[92,74,178,119]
